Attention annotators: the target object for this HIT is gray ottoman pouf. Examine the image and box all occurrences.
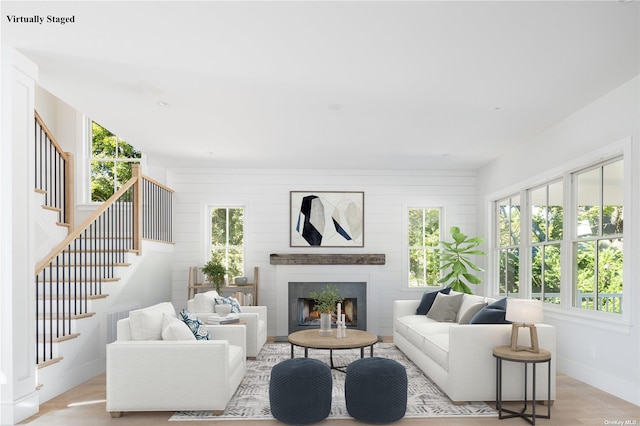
[269,357,332,424]
[345,357,407,424]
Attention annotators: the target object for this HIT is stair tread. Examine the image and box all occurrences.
[36,277,120,283]
[38,312,96,320]
[37,357,63,369]
[38,294,108,300]
[39,333,81,343]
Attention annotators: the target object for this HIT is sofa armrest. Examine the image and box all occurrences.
[393,300,421,319]
[239,305,267,323]
[106,340,234,411]
[206,324,246,354]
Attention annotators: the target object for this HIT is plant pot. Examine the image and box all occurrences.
[319,312,332,336]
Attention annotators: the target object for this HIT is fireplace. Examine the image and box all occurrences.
[288,282,366,333]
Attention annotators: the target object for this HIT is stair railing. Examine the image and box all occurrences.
[34,164,174,365]
[35,111,74,230]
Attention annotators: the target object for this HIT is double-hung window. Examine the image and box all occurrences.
[529,181,563,305]
[573,158,624,313]
[209,207,245,279]
[496,195,521,296]
[408,208,441,287]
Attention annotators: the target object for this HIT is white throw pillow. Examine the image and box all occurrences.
[161,313,196,341]
[192,293,216,313]
[426,292,464,322]
[129,302,177,340]
[458,300,487,324]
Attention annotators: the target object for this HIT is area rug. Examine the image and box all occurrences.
[170,342,497,421]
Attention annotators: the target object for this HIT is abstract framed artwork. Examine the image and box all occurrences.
[290,191,364,247]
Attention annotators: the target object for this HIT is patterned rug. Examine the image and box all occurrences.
[170,342,497,421]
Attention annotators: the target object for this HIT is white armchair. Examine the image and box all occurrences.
[187,291,267,359]
[106,302,247,417]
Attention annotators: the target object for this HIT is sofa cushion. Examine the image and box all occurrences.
[192,291,218,313]
[395,315,439,337]
[416,287,451,315]
[421,332,450,371]
[129,302,177,340]
[427,292,464,322]
[470,297,511,324]
[179,310,210,340]
[161,313,197,341]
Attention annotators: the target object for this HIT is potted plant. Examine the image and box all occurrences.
[309,284,344,336]
[438,226,486,294]
[201,259,227,293]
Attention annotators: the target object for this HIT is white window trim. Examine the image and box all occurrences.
[485,137,633,330]
[203,204,247,276]
[403,204,444,291]
[81,115,146,205]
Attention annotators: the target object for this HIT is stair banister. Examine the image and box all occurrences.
[35,166,140,275]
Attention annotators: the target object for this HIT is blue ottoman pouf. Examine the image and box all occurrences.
[345,357,407,424]
[269,357,332,424]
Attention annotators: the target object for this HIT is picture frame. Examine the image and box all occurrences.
[290,191,364,247]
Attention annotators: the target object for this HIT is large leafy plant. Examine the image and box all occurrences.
[438,226,486,294]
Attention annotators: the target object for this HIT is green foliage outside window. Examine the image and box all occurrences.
[91,121,141,202]
[210,207,244,279]
[408,208,441,287]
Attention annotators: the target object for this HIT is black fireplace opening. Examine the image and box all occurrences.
[288,282,366,333]
[297,297,357,328]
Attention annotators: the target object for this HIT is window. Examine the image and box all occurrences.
[573,158,623,313]
[496,195,520,295]
[492,154,625,316]
[529,181,563,305]
[408,208,441,287]
[90,121,141,202]
[209,207,244,279]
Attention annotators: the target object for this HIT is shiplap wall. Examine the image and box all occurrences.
[168,168,478,337]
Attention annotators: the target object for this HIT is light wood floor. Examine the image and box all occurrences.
[19,345,640,426]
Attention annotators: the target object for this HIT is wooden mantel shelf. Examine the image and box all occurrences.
[270,253,385,266]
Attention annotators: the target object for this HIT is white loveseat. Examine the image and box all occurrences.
[393,292,556,404]
[187,290,267,359]
[106,302,247,417]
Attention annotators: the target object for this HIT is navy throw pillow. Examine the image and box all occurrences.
[416,287,451,315]
[469,297,512,324]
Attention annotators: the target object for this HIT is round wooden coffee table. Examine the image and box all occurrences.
[288,329,379,371]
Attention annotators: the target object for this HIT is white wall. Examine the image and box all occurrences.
[477,76,640,405]
[167,168,478,338]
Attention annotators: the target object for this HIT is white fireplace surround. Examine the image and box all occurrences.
[275,267,372,340]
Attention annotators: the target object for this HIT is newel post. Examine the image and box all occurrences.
[132,164,142,255]
[64,152,74,231]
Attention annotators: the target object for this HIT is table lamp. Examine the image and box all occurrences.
[505,298,543,353]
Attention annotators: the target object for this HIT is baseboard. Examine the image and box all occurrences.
[37,358,105,404]
[0,388,39,425]
[557,355,640,406]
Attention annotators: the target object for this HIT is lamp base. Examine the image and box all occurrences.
[509,323,540,353]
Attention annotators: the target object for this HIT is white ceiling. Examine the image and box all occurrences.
[2,1,639,170]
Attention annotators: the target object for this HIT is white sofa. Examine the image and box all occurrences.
[393,293,556,404]
[187,290,267,359]
[106,302,247,417]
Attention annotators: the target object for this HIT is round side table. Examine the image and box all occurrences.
[492,345,551,426]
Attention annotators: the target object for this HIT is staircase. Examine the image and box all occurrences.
[32,112,174,402]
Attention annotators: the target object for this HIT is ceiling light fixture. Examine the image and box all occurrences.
[328,103,341,111]
[157,101,169,108]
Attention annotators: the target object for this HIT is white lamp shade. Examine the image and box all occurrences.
[505,298,543,324]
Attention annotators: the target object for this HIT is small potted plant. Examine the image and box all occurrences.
[309,284,344,336]
[201,259,227,293]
